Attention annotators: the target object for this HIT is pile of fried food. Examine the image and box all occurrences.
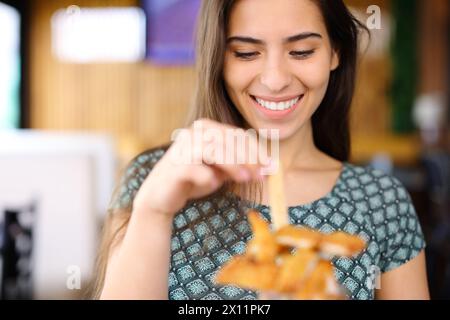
[215,210,366,299]
[215,162,366,300]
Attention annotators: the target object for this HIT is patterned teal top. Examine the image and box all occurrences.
[110,146,426,300]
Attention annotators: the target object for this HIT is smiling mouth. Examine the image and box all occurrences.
[250,94,304,112]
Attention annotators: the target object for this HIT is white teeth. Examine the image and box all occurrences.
[255,96,300,111]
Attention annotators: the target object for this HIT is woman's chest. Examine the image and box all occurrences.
[168,198,381,300]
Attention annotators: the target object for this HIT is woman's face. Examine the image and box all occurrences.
[223,0,339,140]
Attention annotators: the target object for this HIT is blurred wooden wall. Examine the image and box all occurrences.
[418,0,449,94]
[28,0,448,167]
[29,0,196,165]
[346,0,448,165]
[346,0,392,136]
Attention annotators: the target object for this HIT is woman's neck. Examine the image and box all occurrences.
[271,120,323,171]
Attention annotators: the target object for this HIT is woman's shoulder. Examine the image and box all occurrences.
[132,143,169,167]
[120,143,170,187]
[339,162,422,238]
[341,162,409,198]
[341,163,426,273]
[128,143,170,168]
[334,162,416,220]
[108,143,170,211]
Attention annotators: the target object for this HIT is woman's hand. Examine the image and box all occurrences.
[132,119,269,221]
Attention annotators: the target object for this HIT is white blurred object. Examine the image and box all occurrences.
[413,93,446,145]
[0,130,117,217]
[0,2,20,129]
[0,130,117,299]
[51,6,146,63]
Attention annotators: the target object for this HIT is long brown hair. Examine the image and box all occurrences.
[89,0,367,299]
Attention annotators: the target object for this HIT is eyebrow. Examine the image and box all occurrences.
[226,32,322,45]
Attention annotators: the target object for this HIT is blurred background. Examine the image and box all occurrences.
[0,0,448,299]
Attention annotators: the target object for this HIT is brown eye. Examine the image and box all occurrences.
[233,51,260,60]
[290,50,315,59]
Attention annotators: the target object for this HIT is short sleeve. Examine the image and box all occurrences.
[378,176,426,273]
[108,146,168,212]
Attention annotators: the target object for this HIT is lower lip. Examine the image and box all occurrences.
[250,95,303,120]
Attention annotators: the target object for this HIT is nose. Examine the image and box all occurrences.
[260,54,292,93]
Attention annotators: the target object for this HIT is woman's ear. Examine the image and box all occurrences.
[330,50,340,71]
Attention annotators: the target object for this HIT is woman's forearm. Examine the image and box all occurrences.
[99,209,173,299]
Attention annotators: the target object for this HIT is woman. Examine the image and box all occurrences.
[93,0,429,300]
